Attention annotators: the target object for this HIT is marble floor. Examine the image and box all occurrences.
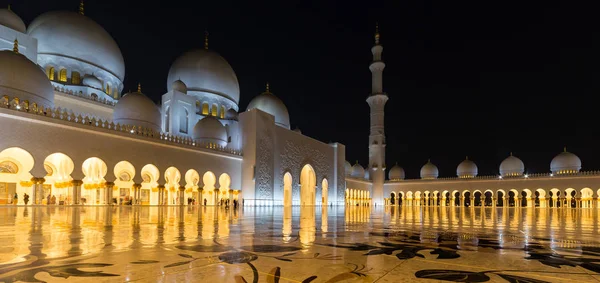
[1,206,600,282]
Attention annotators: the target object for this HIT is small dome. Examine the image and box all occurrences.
[457,157,478,178]
[344,161,352,175]
[0,8,26,33]
[171,79,187,94]
[420,160,439,179]
[551,148,581,175]
[351,162,365,178]
[28,11,125,82]
[389,163,405,180]
[225,108,238,120]
[499,153,524,177]
[82,75,102,89]
[364,169,370,180]
[0,50,54,108]
[113,86,161,132]
[192,116,228,147]
[246,84,290,129]
[167,49,239,104]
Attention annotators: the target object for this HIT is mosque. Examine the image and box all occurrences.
[1,3,600,209]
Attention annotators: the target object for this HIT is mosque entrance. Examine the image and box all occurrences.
[300,165,316,206]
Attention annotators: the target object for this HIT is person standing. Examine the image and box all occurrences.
[23,193,29,205]
[13,193,17,205]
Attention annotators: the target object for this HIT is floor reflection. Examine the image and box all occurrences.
[0,206,599,282]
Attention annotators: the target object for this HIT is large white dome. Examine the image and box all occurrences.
[551,149,581,175]
[499,153,524,177]
[420,160,439,179]
[113,87,161,132]
[457,157,478,178]
[167,49,240,104]
[351,162,365,178]
[192,116,228,147]
[0,50,54,108]
[0,8,26,33]
[27,11,125,83]
[344,161,352,175]
[246,84,290,129]
[389,163,405,180]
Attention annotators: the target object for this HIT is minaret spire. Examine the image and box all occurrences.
[137,83,141,93]
[204,31,209,50]
[79,0,84,15]
[13,38,18,54]
[366,23,388,206]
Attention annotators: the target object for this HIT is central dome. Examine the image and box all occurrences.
[551,149,581,175]
[167,49,240,104]
[0,50,54,108]
[27,11,125,82]
[246,84,290,129]
[0,8,26,33]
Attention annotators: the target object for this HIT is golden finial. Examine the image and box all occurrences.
[79,0,84,15]
[204,31,209,50]
[7,4,11,11]
[375,22,380,45]
[265,82,270,93]
[137,83,141,93]
[13,38,18,54]
[564,146,567,152]
[466,156,469,160]
[510,152,513,156]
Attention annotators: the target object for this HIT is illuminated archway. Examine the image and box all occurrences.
[300,164,316,206]
[202,171,217,205]
[164,167,181,205]
[141,164,159,205]
[113,161,135,205]
[0,147,35,205]
[184,169,200,204]
[81,157,108,205]
[218,173,231,205]
[283,172,292,206]
[321,178,328,206]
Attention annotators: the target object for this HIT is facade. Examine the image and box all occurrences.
[1,4,600,208]
[0,5,344,206]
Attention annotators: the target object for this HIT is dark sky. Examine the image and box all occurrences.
[10,0,600,178]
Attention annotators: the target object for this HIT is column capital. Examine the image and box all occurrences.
[179,185,186,191]
[228,189,233,193]
[31,177,45,184]
[71,180,83,186]
[133,183,142,189]
[157,185,165,189]
[105,181,115,188]
[199,188,204,192]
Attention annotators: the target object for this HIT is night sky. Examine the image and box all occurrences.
[10,0,600,179]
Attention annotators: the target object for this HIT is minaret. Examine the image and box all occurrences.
[366,23,388,205]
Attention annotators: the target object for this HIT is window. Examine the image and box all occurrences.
[165,106,170,132]
[58,69,67,82]
[47,67,55,80]
[106,84,111,94]
[179,109,188,134]
[202,103,209,115]
[211,104,217,116]
[71,71,81,84]
[220,106,225,119]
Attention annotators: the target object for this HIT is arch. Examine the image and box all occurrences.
[211,104,218,117]
[536,188,546,198]
[82,157,108,186]
[43,152,74,185]
[165,106,170,133]
[218,173,231,191]
[484,190,493,206]
[300,164,316,206]
[202,103,209,115]
[463,190,471,207]
[0,147,34,176]
[164,167,181,188]
[283,172,292,206]
[46,66,55,80]
[473,190,482,207]
[220,106,226,119]
[114,161,135,182]
[496,189,506,207]
[105,83,111,95]
[71,71,81,85]
[58,68,67,82]
[179,109,189,134]
[141,164,160,186]
[581,188,594,208]
[390,191,396,205]
[321,178,328,206]
[185,169,200,188]
[202,171,217,205]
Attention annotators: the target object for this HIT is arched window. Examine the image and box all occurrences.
[106,83,111,94]
[179,109,188,134]
[165,106,170,132]
[202,103,209,115]
[220,106,225,119]
[59,69,67,82]
[91,93,98,100]
[0,161,18,174]
[71,71,81,85]
[211,104,217,116]
[47,67,55,80]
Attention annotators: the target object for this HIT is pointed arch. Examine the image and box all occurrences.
[300,164,316,206]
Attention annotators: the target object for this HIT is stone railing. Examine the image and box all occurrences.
[0,96,242,156]
[53,85,117,106]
